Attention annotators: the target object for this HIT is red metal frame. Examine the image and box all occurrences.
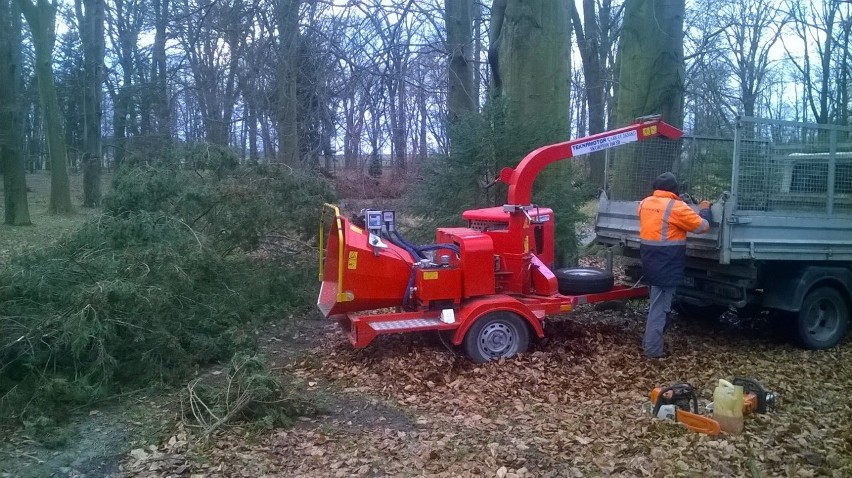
[336,285,648,349]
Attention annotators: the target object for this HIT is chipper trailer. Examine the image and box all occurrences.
[318,117,686,362]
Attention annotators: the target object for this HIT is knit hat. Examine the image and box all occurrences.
[652,172,679,194]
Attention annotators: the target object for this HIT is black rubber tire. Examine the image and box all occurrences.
[554,267,614,295]
[463,311,530,363]
[673,301,727,321]
[793,287,849,350]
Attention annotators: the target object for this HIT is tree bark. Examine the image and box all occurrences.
[0,0,31,225]
[489,0,570,133]
[612,0,685,200]
[277,0,300,164]
[76,0,104,207]
[445,0,475,125]
[489,0,572,263]
[151,0,170,139]
[16,0,72,214]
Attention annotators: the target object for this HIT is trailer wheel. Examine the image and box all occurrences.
[554,267,614,295]
[463,312,530,363]
[793,287,849,349]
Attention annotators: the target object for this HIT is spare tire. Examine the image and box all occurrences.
[555,267,615,295]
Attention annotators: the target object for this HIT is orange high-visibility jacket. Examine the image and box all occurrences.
[638,190,709,286]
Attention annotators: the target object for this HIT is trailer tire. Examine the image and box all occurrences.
[463,312,530,363]
[554,267,614,295]
[793,286,849,350]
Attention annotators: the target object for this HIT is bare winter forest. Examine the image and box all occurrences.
[1,0,851,477]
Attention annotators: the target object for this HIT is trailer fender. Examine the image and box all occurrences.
[762,266,852,312]
[451,296,545,346]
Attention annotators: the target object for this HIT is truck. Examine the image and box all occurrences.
[595,116,852,349]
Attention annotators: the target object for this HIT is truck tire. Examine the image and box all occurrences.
[793,286,849,349]
[554,267,614,295]
[463,311,530,363]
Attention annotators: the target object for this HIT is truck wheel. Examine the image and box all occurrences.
[794,287,849,349]
[554,267,614,295]
[463,312,530,363]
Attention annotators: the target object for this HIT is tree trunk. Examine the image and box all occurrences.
[391,72,407,173]
[76,0,104,207]
[151,0,170,140]
[0,0,31,225]
[472,1,482,112]
[277,0,300,164]
[16,0,72,214]
[489,0,572,263]
[611,0,685,200]
[445,0,475,126]
[490,0,570,131]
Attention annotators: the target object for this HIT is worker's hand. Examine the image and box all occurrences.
[698,200,712,222]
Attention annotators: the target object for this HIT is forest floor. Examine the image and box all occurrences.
[115,282,852,477]
[2,181,851,477]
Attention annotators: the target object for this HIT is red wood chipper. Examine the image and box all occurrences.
[318,117,683,362]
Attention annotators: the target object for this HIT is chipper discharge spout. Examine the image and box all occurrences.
[317,204,415,317]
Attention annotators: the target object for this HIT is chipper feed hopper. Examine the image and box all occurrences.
[318,118,684,362]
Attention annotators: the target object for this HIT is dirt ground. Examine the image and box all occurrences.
[117,303,852,478]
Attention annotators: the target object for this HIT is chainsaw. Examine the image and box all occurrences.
[649,378,778,436]
[732,377,778,414]
[649,382,720,436]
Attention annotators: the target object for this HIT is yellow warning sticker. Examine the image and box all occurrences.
[350,225,363,234]
[423,271,439,280]
[347,251,358,269]
[643,125,657,137]
[524,236,530,253]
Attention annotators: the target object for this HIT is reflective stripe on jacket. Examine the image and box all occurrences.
[638,190,709,287]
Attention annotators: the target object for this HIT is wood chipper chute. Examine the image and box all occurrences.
[318,117,684,362]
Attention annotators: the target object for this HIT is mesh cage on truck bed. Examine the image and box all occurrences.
[596,117,852,263]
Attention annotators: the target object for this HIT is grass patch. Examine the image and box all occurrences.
[0,172,106,266]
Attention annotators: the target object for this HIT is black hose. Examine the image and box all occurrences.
[383,231,422,261]
[390,230,424,256]
[393,230,460,256]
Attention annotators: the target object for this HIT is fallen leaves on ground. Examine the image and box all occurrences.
[120,302,852,477]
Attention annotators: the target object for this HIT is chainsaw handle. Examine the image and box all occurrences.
[652,383,699,416]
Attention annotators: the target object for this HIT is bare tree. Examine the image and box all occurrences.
[75,0,105,206]
[783,0,842,124]
[445,0,475,125]
[0,0,31,224]
[277,0,300,163]
[105,0,143,165]
[571,0,624,186]
[15,0,73,213]
[720,0,786,119]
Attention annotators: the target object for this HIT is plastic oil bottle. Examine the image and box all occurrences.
[713,379,744,433]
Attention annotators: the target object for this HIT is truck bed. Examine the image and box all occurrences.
[595,194,852,264]
[596,117,852,265]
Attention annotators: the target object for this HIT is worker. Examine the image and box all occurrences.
[639,172,711,358]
